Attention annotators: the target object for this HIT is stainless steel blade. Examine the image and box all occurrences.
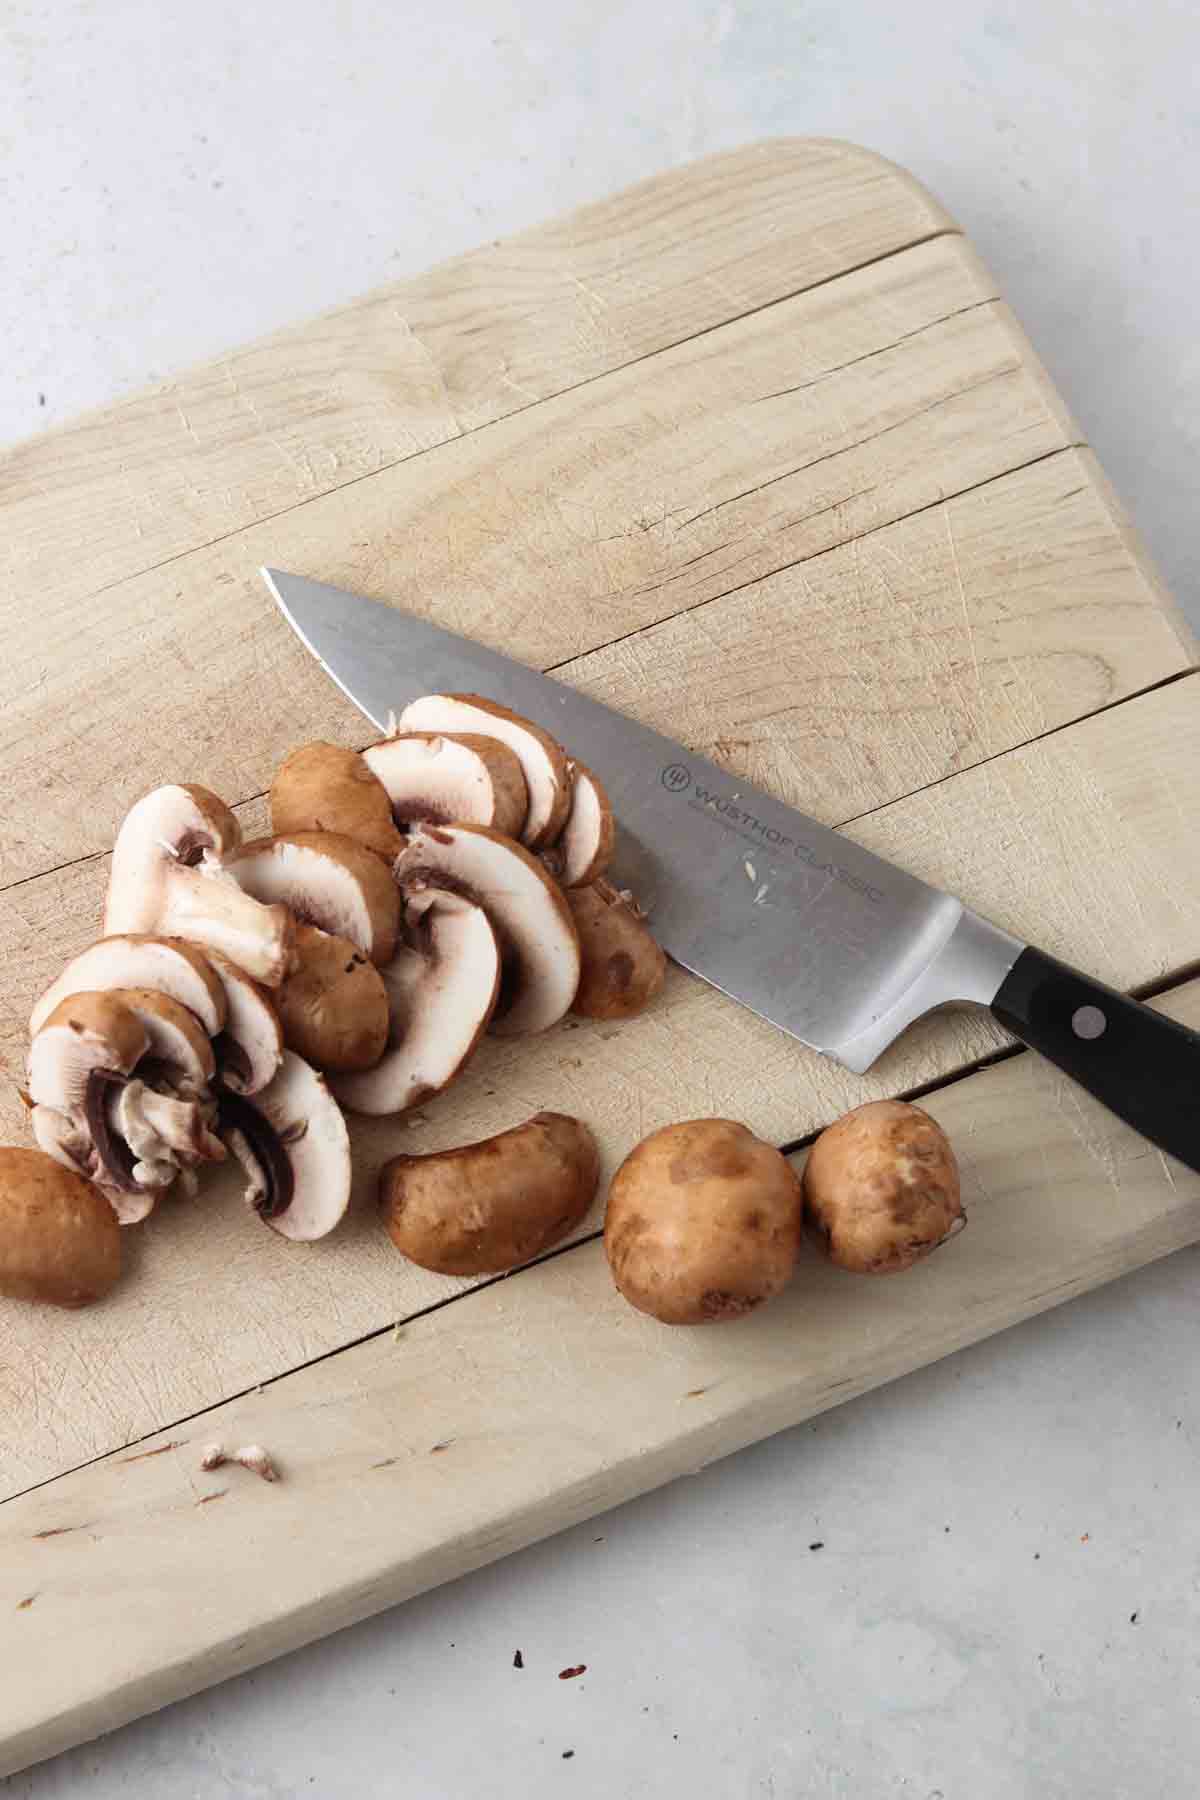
[264,567,1022,1071]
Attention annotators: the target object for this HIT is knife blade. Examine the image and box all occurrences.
[264,566,1200,1171]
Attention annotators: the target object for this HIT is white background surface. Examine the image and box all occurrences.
[3,2,1199,1794]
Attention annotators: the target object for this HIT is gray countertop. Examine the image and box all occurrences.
[3,3,1198,1795]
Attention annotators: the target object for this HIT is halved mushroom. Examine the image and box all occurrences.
[363,732,528,840]
[104,786,293,986]
[201,950,284,1096]
[30,935,227,1038]
[227,832,400,966]
[105,988,214,1094]
[542,761,615,888]
[332,888,501,1116]
[217,1051,351,1241]
[275,923,390,1073]
[398,696,570,849]
[270,742,404,861]
[392,823,580,1036]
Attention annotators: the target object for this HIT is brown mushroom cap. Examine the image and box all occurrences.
[380,1111,599,1275]
[218,1050,351,1241]
[270,742,404,861]
[398,695,570,849]
[275,923,390,1073]
[363,731,529,839]
[331,888,500,1116]
[567,882,667,1020]
[200,950,284,1095]
[0,1148,122,1307]
[604,1119,804,1325]
[228,832,400,966]
[392,822,580,1036]
[105,988,215,1092]
[30,935,228,1038]
[548,762,615,888]
[104,786,293,986]
[801,1099,963,1275]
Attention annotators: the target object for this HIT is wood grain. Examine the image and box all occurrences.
[4,232,1190,885]
[3,976,1198,1777]
[2,677,1197,1500]
[0,138,1195,1772]
[0,140,951,666]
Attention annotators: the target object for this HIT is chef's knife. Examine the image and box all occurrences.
[264,567,1200,1174]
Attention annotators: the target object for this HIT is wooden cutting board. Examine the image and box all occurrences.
[1,138,1197,1773]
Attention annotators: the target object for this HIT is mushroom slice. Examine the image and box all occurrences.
[217,1051,351,1241]
[228,832,400,966]
[104,785,294,986]
[331,889,501,1116]
[543,761,615,888]
[363,732,529,840]
[392,823,580,1037]
[30,935,227,1038]
[27,993,149,1115]
[201,950,284,1096]
[271,742,403,860]
[397,696,570,849]
[30,1104,94,1179]
[105,989,214,1094]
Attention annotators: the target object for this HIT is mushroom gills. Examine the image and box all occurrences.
[331,889,500,1116]
[216,1051,351,1241]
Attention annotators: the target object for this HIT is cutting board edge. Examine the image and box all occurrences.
[3,973,1200,1778]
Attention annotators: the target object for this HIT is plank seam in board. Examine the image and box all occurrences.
[5,944,1199,1517]
[1,228,961,646]
[0,440,1130,907]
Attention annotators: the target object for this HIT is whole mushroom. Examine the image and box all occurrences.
[802,1100,964,1274]
[0,1147,121,1307]
[604,1119,803,1325]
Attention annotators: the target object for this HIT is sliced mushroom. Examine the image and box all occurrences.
[542,761,615,888]
[227,832,400,966]
[201,950,284,1096]
[392,823,580,1036]
[363,732,528,840]
[276,923,390,1073]
[331,888,500,1116]
[217,1051,351,1241]
[105,988,214,1094]
[30,935,227,1038]
[27,993,149,1115]
[28,992,222,1222]
[270,742,403,861]
[398,696,570,849]
[104,786,294,986]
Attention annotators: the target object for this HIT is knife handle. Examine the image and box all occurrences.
[990,947,1200,1174]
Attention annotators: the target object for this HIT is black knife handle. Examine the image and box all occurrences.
[990,947,1200,1174]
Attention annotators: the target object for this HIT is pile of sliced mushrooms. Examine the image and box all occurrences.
[2,694,967,1322]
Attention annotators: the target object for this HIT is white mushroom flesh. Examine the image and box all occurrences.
[398,696,568,848]
[555,763,614,887]
[363,733,527,836]
[331,890,500,1116]
[218,1051,351,1241]
[29,936,227,1037]
[228,836,397,964]
[393,823,580,1036]
[201,950,284,1095]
